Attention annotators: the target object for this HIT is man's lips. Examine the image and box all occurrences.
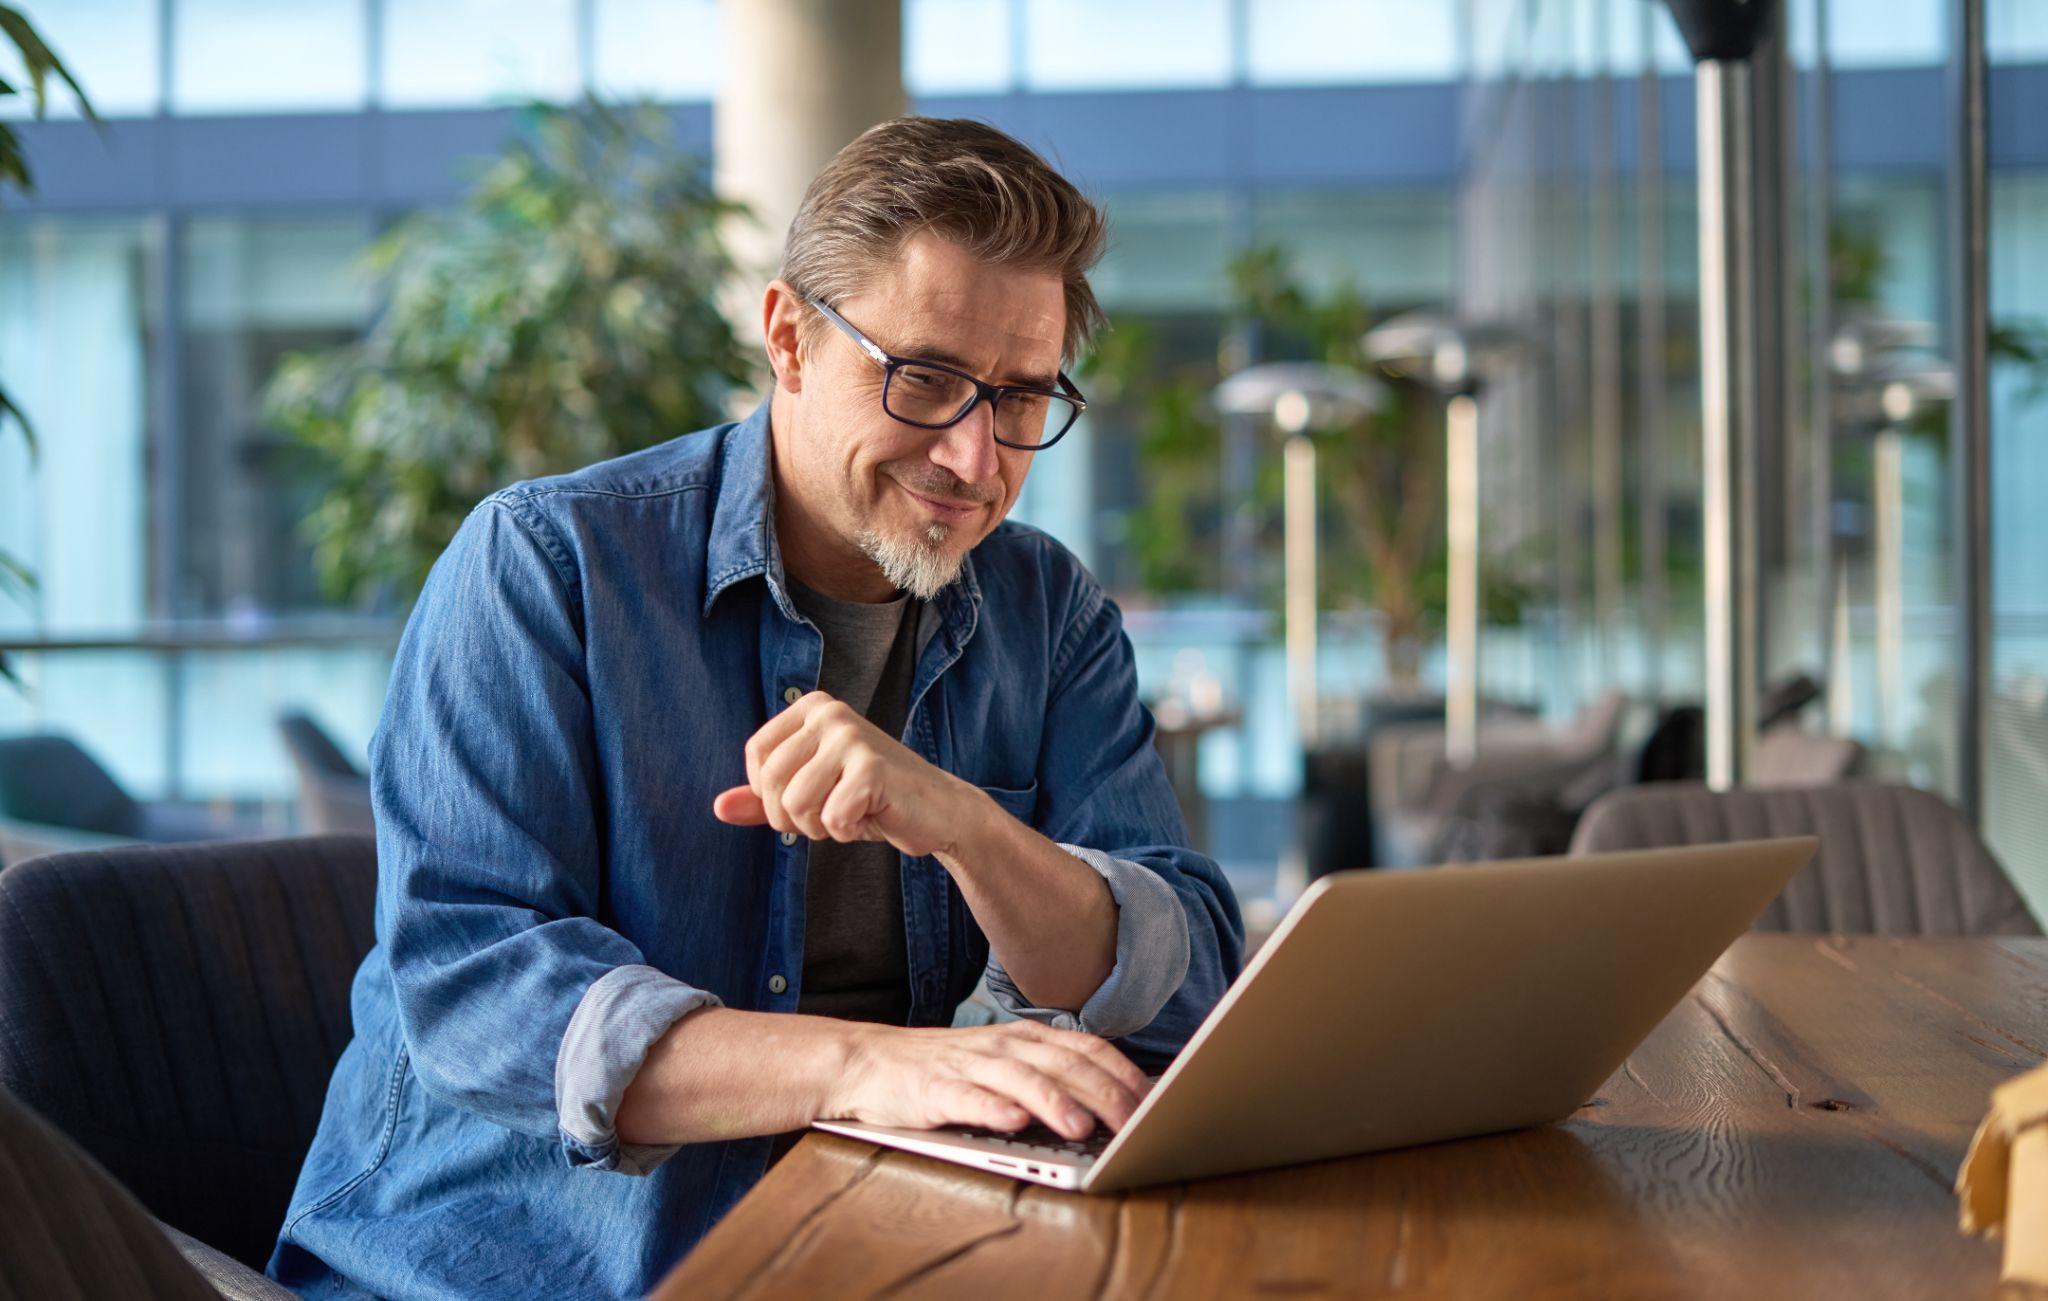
[896,481,986,523]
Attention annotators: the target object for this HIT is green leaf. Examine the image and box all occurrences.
[0,380,38,461]
[0,5,100,124]
[264,101,756,607]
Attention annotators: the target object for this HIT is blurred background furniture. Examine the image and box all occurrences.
[1571,782,2041,936]
[1367,691,1627,868]
[0,835,378,1270]
[278,712,375,836]
[0,734,265,868]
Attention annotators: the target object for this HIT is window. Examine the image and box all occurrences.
[1021,0,1232,91]
[177,214,373,618]
[591,0,723,102]
[171,0,367,115]
[381,0,579,109]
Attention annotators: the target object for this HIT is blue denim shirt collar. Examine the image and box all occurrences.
[702,399,983,652]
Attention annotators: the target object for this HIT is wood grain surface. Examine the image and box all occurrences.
[654,936,2048,1300]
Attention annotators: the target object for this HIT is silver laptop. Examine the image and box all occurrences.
[813,837,1816,1193]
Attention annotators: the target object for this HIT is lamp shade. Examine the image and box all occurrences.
[1362,311,1527,396]
[1211,361,1389,432]
[1663,0,1781,63]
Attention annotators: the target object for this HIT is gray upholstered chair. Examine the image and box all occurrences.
[0,733,262,867]
[1570,781,2041,936]
[1371,691,1629,867]
[277,711,375,835]
[0,835,378,1277]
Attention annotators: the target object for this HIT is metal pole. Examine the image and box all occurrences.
[1873,427,1905,748]
[1282,434,1320,749]
[1948,0,1991,820]
[1809,0,1842,734]
[1637,1,1668,705]
[1589,0,1624,687]
[1445,394,1482,769]
[1697,58,1762,789]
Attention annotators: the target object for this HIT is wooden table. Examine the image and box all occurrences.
[656,936,2048,1299]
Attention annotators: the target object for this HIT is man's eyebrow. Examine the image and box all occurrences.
[890,337,1060,390]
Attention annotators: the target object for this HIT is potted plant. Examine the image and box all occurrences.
[266,101,756,607]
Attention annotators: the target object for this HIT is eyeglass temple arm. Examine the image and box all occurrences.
[806,296,890,369]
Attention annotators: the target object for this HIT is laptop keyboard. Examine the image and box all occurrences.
[947,1119,1113,1159]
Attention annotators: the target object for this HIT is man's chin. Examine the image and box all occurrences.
[855,522,970,601]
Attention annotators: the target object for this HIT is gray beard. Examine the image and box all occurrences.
[856,521,963,601]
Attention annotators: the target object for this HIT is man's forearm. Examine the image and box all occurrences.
[615,1006,854,1146]
[935,786,1119,1012]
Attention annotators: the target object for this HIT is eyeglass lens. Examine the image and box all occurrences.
[885,363,1077,448]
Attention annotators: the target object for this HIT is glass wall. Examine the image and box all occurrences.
[1986,14,2048,910]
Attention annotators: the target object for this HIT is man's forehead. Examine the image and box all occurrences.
[855,238,1066,380]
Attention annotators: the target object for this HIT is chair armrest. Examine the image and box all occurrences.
[156,1222,296,1301]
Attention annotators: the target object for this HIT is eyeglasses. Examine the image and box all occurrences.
[807,296,1086,450]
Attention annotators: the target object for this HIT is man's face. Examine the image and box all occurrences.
[767,233,1066,600]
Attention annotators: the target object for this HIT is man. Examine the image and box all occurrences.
[271,117,1243,1299]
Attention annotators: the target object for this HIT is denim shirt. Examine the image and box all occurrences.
[269,402,1245,1300]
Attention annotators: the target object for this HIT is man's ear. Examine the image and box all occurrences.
[762,279,807,395]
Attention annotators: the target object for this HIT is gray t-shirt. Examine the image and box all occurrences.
[785,578,921,1028]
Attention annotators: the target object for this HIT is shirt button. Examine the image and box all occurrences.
[767,974,788,994]
[782,686,802,705]
[779,830,799,846]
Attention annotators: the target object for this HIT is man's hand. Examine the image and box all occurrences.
[713,690,982,859]
[826,1020,1151,1139]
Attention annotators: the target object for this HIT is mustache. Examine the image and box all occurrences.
[883,463,1000,505]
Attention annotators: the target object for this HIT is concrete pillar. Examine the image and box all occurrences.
[715,0,905,348]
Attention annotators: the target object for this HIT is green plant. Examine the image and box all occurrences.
[0,5,95,686]
[1088,245,1527,690]
[266,101,756,606]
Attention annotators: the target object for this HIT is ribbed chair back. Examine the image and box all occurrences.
[0,835,377,1268]
[1570,781,2040,936]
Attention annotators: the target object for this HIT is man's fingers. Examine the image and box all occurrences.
[1005,1038,1143,1131]
[967,1057,1095,1140]
[778,750,842,841]
[712,786,767,825]
[817,756,885,843]
[751,728,823,834]
[932,1078,1030,1132]
[1004,1022,1150,1099]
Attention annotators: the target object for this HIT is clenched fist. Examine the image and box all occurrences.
[712,690,982,859]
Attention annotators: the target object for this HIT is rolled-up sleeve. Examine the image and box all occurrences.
[987,566,1244,1068]
[556,966,722,1174]
[372,497,710,1177]
[984,843,1190,1039]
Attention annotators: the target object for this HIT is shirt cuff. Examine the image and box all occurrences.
[554,964,722,1175]
[983,844,1191,1039]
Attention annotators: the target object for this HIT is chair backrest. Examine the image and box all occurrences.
[1570,781,2041,937]
[0,835,378,1268]
[278,713,376,836]
[277,712,362,782]
[0,733,141,837]
[1752,723,1862,786]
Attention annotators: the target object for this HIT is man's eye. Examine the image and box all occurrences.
[902,368,948,388]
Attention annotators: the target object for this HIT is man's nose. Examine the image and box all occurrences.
[926,398,1002,488]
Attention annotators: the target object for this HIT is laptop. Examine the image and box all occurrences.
[812,837,1817,1193]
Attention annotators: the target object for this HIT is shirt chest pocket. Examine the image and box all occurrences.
[977,781,1040,828]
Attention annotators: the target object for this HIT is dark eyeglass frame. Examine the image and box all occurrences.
[807,296,1087,450]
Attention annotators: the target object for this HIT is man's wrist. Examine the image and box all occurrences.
[818,1019,884,1120]
[930,776,1004,876]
